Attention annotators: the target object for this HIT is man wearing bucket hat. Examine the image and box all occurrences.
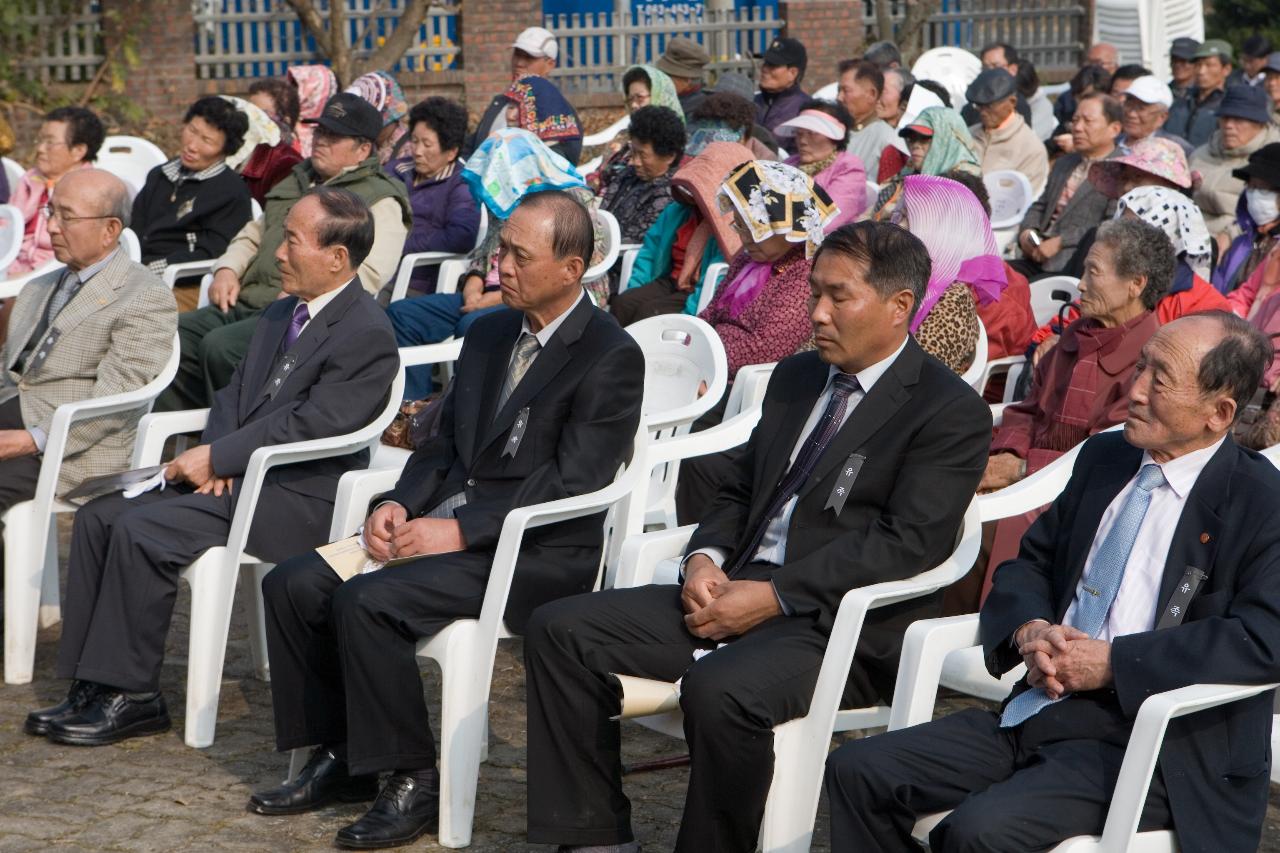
[1166,39,1235,147]
[157,92,410,410]
[966,67,1048,191]
[1190,84,1280,246]
[462,26,561,157]
[657,36,712,116]
[755,37,810,134]
[1117,75,1194,156]
[1263,52,1280,127]
[1168,37,1201,100]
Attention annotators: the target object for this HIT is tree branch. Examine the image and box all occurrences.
[329,0,350,84]
[362,0,431,76]
[349,0,389,53]
[873,0,894,43]
[898,0,942,63]
[283,0,332,57]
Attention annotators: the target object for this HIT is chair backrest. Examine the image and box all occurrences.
[435,258,469,296]
[910,47,982,109]
[865,181,881,213]
[1028,275,1080,327]
[583,113,631,148]
[95,135,167,195]
[2,157,23,190]
[585,208,622,283]
[120,228,141,262]
[250,197,263,220]
[812,81,839,101]
[723,362,777,419]
[983,170,1035,230]
[696,262,729,315]
[960,318,989,392]
[0,204,23,273]
[626,314,729,432]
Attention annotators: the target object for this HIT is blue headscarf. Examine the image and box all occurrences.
[462,128,587,219]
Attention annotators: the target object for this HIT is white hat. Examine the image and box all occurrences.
[1123,76,1173,109]
[512,27,558,60]
[775,109,846,141]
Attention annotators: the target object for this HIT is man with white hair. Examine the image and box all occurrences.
[462,26,560,157]
[1117,75,1194,155]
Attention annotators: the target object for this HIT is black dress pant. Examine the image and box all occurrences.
[0,396,42,534]
[824,698,1172,852]
[523,575,879,853]
[610,277,691,327]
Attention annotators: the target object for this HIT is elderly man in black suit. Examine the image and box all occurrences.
[246,189,645,850]
[522,221,993,853]
[826,311,1280,853]
[26,186,399,746]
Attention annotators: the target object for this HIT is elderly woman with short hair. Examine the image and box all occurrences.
[130,96,254,276]
[598,105,686,244]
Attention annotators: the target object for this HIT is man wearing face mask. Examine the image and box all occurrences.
[1214,144,1280,297]
[1190,85,1280,250]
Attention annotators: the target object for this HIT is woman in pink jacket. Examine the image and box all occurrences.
[775,100,868,228]
[7,106,103,277]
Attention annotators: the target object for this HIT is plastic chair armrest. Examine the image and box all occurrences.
[391,252,464,303]
[888,614,982,730]
[613,524,697,589]
[162,260,217,289]
[329,466,408,540]
[131,409,212,467]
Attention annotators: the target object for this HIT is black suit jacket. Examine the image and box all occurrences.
[1019,147,1121,274]
[982,432,1280,853]
[202,278,399,561]
[380,297,645,625]
[686,341,991,691]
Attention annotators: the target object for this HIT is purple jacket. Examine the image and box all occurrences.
[754,84,809,135]
[391,158,482,294]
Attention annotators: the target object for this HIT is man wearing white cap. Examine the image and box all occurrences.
[1117,75,1193,156]
[462,26,560,157]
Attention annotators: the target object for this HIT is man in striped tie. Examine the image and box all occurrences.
[826,311,1280,853]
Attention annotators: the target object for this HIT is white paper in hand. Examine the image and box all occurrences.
[123,469,168,499]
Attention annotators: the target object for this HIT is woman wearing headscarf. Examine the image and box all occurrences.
[346,70,410,165]
[286,64,338,157]
[589,63,684,193]
[386,129,605,399]
[610,140,750,324]
[240,79,305,203]
[503,75,584,164]
[871,106,980,219]
[702,159,838,380]
[775,99,868,228]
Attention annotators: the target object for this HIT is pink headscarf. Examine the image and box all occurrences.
[287,64,339,157]
[898,174,1007,333]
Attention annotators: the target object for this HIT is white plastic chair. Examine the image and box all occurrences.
[2,157,24,192]
[3,332,181,684]
[0,259,59,300]
[165,199,262,289]
[960,318,989,393]
[983,170,1036,231]
[614,499,982,853]
[0,204,23,273]
[626,315,728,529]
[865,180,881,214]
[812,81,839,102]
[892,613,1269,852]
[303,420,651,847]
[1093,0,1203,83]
[1029,275,1080,327]
[129,362,406,747]
[696,262,728,315]
[584,114,631,149]
[910,47,983,111]
[95,135,167,195]
[616,243,642,292]
[585,208,622,284]
[120,227,141,263]
[368,340,465,470]
[389,207,489,303]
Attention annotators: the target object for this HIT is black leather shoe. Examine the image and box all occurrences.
[335,772,439,849]
[45,690,170,746]
[25,681,103,736]
[247,746,378,815]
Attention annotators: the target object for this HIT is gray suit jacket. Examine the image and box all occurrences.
[0,250,177,493]
[1019,148,1121,274]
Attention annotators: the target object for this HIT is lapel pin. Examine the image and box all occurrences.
[98,298,107,305]
[1199,532,1211,544]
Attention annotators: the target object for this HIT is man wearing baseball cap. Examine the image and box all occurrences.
[656,36,712,115]
[966,67,1048,191]
[755,37,809,134]
[462,25,561,157]
[1117,75,1193,155]
[157,92,411,410]
[1190,84,1280,247]
[1166,39,1234,148]
[1168,38,1200,100]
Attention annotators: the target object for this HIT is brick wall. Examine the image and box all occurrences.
[101,0,197,123]
[781,0,867,92]
[460,0,540,117]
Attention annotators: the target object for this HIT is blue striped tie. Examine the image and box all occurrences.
[999,463,1166,728]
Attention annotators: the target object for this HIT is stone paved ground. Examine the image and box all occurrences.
[2,525,1280,851]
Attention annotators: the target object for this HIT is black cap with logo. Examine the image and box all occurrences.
[303,93,382,142]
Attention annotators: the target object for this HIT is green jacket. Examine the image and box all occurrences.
[240,156,411,309]
[626,202,726,315]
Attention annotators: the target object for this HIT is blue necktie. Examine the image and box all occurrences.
[1000,463,1166,728]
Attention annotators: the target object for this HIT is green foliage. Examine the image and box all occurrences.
[1206,1,1280,56]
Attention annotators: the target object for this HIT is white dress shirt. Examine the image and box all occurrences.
[292,276,353,338]
[1062,436,1225,642]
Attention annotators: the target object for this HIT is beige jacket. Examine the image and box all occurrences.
[0,251,177,494]
[970,113,1049,193]
[1191,123,1280,241]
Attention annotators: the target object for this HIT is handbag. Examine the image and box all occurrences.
[381,379,453,449]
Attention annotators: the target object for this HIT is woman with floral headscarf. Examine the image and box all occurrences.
[287,64,338,157]
[871,106,980,220]
[701,159,838,379]
[346,70,411,165]
[503,75,584,164]
[589,64,685,192]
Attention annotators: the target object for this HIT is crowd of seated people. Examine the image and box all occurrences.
[6,23,1280,853]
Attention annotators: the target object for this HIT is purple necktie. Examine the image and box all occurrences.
[282,302,310,351]
[725,373,861,575]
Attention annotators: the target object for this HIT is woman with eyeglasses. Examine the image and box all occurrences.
[589,64,685,193]
[6,106,104,278]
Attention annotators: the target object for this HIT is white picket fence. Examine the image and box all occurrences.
[7,0,103,84]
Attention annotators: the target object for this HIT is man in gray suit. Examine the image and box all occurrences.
[0,168,175,533]
[25,187,399,747]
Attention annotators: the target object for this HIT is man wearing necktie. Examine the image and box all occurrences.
[826,312,1280,853]
[248,190,645,850]
[28,187,398,748]
[522,221,992,853]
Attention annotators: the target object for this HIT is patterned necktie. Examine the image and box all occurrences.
[725,373,861,575]
[497,332,541,412]
[282,302,310,352]
[1000,462,1167,728]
